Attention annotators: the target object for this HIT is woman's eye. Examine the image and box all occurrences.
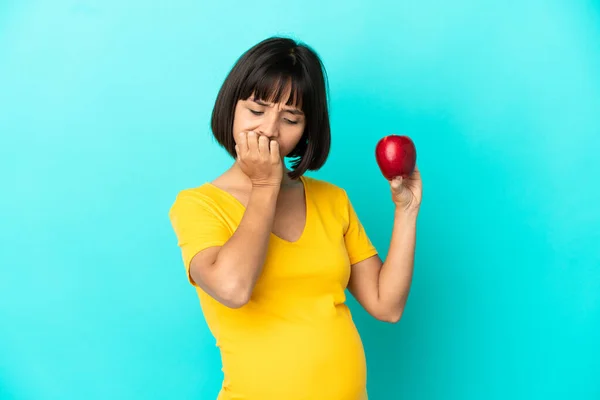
[285,119,299,125]
[249,109,263,115]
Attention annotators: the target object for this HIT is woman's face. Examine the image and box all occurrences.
[232,90,306,159]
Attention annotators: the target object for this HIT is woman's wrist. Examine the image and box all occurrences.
[394,206,419,224]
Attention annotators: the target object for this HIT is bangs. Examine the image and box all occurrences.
[239,67,307,110]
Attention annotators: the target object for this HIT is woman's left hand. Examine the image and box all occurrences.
[390,164,422,213]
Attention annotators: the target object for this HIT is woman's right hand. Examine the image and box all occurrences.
[235,131,283,188]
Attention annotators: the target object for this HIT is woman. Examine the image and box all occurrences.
[169,36,422,400]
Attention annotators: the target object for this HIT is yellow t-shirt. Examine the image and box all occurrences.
[169,175,378,400]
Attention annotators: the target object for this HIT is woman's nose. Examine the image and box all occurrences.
[257,115,279,138]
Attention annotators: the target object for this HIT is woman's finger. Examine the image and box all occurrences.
[258,134,270,156]
[237,131,248,155]
[391,176,403,190]
[247,131,258,155]
[269,140,280,163]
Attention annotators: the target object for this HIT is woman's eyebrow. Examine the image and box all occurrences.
[283,108,304,116]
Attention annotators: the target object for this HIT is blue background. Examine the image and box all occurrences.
[1,1,599,399]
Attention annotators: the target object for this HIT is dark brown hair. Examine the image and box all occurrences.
[210,36,330,179]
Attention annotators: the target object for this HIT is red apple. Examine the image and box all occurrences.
[375,135,417,180]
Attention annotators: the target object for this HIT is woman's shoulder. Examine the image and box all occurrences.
[169,181,230,215]
[172,182,216,201]
[303,175,349,201]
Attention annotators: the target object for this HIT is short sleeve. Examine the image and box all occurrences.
[342,189,378,265]
[168,190,232,287]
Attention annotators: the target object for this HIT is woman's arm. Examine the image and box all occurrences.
[190,131,283,308]
[190,185,278,308]
[347,210,417,323]
[347,166,422,322]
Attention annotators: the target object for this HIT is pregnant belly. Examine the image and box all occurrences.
[217,314,367,400]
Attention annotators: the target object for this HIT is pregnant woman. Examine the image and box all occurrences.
[169,36,422,400]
